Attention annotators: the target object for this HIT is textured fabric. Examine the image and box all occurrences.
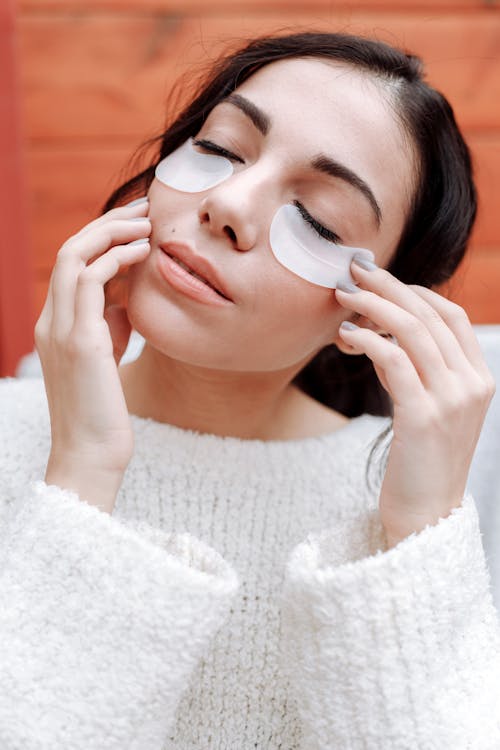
[1,376,499,749]
[14,324,500,613]
[283,496,500,749]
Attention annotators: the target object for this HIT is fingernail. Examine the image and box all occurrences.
[128,238,150,246]
[129,216,150,222]
[353,254,378,271]
[340,321,359,331]
[336,281,360,294]
[126,196,148,207]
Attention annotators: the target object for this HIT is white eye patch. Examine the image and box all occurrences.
[269,204,374,289]
[155,138,234,192]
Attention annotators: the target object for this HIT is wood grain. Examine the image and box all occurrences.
[18,13,500,141]
[445,248,500,323]
[18,0,500,12]
[469,134,500,248]
[0,0,35,376]
[16,0,500,327]
[24,145,137,271]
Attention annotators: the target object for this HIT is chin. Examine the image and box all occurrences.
[125,293,232,369]
[125,264,318,372]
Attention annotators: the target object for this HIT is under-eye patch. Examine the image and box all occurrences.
[269,204,374,289]
[155,139,234,193]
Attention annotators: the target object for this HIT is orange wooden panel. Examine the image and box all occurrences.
[17,11,500,141]
[447,248,500,323]
[24,145,137,272]
[34,278,48,322]
[468,134,500,248]
[18,0,500,11]
[0,0,35,376]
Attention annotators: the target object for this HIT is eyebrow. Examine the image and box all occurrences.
[222,93,382,228]
[311,155,382,227]
[223,93,270,136]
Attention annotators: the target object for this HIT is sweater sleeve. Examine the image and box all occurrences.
[280,494,500,750]
[0,480,238,750]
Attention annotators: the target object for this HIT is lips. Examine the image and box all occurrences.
[159,242,233,302]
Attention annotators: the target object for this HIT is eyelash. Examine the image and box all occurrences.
[193,138,341,245]
[293,201,341,245]
[193,138,244,164]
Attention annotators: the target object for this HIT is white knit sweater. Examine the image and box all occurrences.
[0,377,499,750]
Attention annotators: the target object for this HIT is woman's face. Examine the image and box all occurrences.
[126,57,416,372]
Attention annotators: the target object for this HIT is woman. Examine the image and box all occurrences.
[1,31,498,749]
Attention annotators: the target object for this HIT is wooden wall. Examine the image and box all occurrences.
[0,0,34,376]
[4,0,500,373]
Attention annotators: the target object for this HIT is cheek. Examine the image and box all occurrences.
[147,183,194,232]
[254,270,345,349]
[269,267,341,317]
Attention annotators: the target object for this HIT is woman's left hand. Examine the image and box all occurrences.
[335,257,496,548]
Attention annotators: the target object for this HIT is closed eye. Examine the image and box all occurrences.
[192,138,245,164]
[293,201,342,244]
[193,141,341,243]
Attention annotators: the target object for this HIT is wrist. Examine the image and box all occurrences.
[382,495,465,551]
[45,454,124,514]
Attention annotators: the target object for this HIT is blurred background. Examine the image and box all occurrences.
[1,0,500,376]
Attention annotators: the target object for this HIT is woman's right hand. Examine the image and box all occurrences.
[34,198,151,513]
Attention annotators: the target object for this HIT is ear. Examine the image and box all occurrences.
[332,313,389,355]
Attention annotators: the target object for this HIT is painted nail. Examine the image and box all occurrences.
[126,196,149,207]
[340,321,359,331]
[336,281,360,294]
[129,216,150,222]
[353,254,378,271]
[128,238,150,246]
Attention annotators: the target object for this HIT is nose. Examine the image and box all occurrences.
[197,168,272,252]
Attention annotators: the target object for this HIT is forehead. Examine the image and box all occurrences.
[234,57,401,146]
[231,57,416,256]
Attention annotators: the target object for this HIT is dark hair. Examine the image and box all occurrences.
[104,31,477,421]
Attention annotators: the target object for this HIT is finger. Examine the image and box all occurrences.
[37,199,149,327]
[72,239,150,337]
[350,262,475,376]
[73,196,149,240]
[51,219,151,338]
[61,216,151,265]
[338,323,425,406]
[409,285,490,376]
[335,284,447,391]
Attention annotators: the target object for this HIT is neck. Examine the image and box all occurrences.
[118,343,318,440]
